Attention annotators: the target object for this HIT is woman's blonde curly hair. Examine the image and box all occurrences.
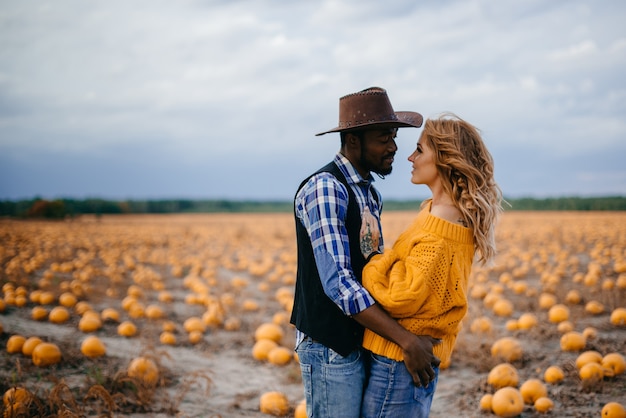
[420,113,503,264]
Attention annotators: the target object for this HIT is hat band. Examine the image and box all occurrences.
[338,113,399,129]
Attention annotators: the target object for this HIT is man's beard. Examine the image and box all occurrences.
[373,162,393,176]
[360,150,394,176]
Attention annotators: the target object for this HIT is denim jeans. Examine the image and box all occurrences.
[295,337,366,418]
[361,352,439,418]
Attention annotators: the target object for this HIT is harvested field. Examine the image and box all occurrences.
[1,211,625,417]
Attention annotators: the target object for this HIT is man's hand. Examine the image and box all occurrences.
[353,305,441,388]
[402,335,442,387]
[360,206,380,259]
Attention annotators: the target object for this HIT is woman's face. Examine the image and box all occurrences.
[408,135,439,186]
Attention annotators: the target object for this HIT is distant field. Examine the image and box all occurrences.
[2,195,626,218]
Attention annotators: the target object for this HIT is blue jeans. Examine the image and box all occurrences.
[295,337,366,418]
[361,352,439,418]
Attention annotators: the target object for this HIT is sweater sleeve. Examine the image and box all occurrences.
[362,233,449,319]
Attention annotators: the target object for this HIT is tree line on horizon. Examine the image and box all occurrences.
[0,196,625,219]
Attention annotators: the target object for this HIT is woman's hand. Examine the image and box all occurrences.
[360,206,380,259]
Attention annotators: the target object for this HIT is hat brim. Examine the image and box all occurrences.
[315,111,423,136]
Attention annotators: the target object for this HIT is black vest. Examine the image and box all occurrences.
[290,161,370,356]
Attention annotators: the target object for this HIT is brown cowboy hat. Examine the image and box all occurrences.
[316,87,423,136]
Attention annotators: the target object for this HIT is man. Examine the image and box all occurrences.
[290,87,441,418]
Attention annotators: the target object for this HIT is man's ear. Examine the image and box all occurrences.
[345,132,361,147]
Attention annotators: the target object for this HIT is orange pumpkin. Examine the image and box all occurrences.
[127,285,144,298]
[32,342,62,367]
[259,391,289,416]
[117,321,138,337]
[520,378,547,404]
[582,327,598,340]
[49,306,70,324]
[579,362,604,383]
[223,317,242,331]
[183,317,206,334]
[159,331,176,345]
[491,387,524,417]
[38,291,56,305]
[557,321,574,333]
[487,363,519,389]
[74,301,93,315]
[560,331,586,352]
[267,346,293,366]
[602,353,626,376]
[272,311,290,326]
[81,336,106,358]
[21,337,43,357]
[101,308,120,323]
[162,320,177,333]
[505,319,519,331]
[127,357,159,386]
[58,292,77,308]
[538,292,557,309]
[188,330,203,345]
[544,365,565,384]
[78,315,102,333]
[585,300,605,315]
[121,295,138,311]
[252,339,279,361]
[254,323,284,343]
[470,316,493,333]
[3,386,31,405]
[479,394,493,411]
[565,289,581,304]
[158,290,174,303]
[576,351,603,369]
[534,396,554,413]
[548,304,570,323]
[31,306,48,321]
[493,299,514,317]
[601,402,626,418]
[491,337,523,362]
[294,399,307,418]
[7,335,26,354]
[145,304,165,320]
[610,308,626,326]
[3,387,32,414]
[517,313,538,330]
[242,299,260,311]
[202,305,224,327]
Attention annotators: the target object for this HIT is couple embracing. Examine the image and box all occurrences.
[290,87,503,418]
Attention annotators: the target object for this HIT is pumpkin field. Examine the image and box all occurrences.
[1,211,625,417]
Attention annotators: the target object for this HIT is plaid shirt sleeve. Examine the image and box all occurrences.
[295,172,377,316]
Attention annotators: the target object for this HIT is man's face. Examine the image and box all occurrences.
[357,128,398,176]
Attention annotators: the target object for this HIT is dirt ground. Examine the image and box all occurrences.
[0,212,625,417]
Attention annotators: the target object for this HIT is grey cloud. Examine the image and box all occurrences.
[1,0,625,200]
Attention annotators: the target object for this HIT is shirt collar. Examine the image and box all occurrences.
[334,152,375,186]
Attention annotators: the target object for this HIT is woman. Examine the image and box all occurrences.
[359,113,503,417]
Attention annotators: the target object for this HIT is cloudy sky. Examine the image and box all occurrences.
[1,0,625,202]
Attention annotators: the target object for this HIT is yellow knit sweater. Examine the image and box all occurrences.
[362,201,474,367]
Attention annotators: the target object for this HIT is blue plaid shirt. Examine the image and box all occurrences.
[295,153,384,345]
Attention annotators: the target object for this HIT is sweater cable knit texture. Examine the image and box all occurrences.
[362,201,474,367]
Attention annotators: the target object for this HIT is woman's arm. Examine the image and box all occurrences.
[363,236,447,317]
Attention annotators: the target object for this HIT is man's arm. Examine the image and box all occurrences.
[298,170,438,386]
[353,304,440,387]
